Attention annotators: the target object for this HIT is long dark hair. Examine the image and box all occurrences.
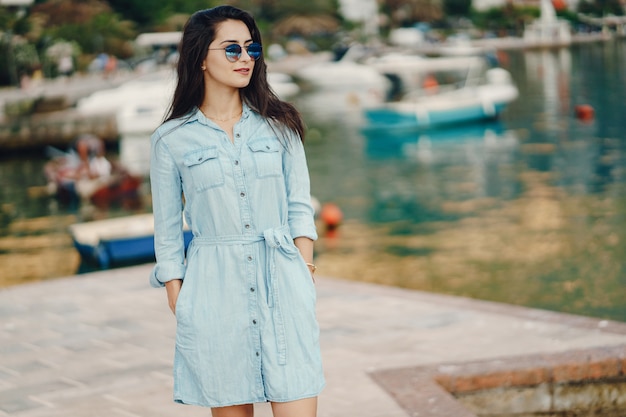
[165,6,305,141]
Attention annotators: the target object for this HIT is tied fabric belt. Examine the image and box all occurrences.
[188,224,298,365]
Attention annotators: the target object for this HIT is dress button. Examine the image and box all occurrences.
[250,287,255,292]
[255,352,260,357]
[240,192,245,197]
[247,256,253,261]
[252,319,257,324]
[236,133,241,138]
[265,145,270,150]
[245,224,250,229]
[234,160,239,165]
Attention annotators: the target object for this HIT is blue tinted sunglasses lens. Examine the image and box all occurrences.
[224,43,262,62]
[247,43,262,60]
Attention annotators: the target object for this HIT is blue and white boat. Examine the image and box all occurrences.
[363,66,519,133]
[69,213,192,269]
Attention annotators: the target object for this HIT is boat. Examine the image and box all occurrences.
[366,54,491,92]
[76,70,174,136]
[295,45,391,104]
[77,69,301,136]
[68,213,193,269]
[44,135,142,208]
[268,72,300,98]
[362,65,519,132]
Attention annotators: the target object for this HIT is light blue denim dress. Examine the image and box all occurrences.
[149,105,325,407]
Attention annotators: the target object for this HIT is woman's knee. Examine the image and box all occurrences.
[211,403,254,417]
[271,396,317,417]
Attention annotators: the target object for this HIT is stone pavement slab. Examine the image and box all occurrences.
[1,264,626,417]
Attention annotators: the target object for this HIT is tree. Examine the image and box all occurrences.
[380,0,444,26]
[444,0,472,17]
[577,0,624,16]
[31,0,136,57]
[471,4,538,36]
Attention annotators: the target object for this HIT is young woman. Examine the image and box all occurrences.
[148,5,324,417]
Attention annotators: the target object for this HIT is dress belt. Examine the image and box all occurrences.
[190,224,294,307]
[189,224,295,365]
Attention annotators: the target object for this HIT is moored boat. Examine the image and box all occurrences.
[363,67,519,133]
[68,213,193,269]
[44,135,142,208]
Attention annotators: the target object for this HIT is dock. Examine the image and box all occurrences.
[1,264,625,416]
[0,73,137,152]
[0,110,118,151]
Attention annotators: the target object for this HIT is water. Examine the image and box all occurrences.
[1,40,625,321]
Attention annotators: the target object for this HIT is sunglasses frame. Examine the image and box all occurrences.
[208,43,263,62]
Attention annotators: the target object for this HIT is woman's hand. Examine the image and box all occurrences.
[165,279,183,315]
[294,236,316,281]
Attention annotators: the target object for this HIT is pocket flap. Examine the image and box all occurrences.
[248,138,279,153]
[183,147,218,166]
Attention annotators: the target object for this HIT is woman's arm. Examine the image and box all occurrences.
[165,279,183,314]
[149,132,186,289]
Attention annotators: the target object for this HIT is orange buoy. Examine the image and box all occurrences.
[422,74,439,94]
[574,104,594,121]
[320,203,343,231]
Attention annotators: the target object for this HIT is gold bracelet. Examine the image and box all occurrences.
[306,263,317,273]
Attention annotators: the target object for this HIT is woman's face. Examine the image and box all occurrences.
[203,19,255,90]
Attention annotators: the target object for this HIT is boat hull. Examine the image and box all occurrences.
[69,213,193,269]
[363,101,509,132]
[363,68,519,133]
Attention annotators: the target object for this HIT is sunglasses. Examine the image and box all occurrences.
[208,43,262,62]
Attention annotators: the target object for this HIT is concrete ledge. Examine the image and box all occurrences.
[371,344,626,417]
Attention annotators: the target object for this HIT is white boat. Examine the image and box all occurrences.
[366,54,490,92]
[363,66,519,132]
[295,45,391,103]
[77,69,300,136]
[76,70,174,136]
[268,72,300,98]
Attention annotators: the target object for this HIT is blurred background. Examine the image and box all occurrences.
[0,0,625,321]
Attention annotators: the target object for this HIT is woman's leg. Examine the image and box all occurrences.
[211,404,254,417]
[271,397,317,417]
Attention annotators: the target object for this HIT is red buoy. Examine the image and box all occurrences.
[574,104,594,121]
[320,203,343,231]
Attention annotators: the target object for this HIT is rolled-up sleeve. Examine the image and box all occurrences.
[283,133,318,241]
[149,131,186,288]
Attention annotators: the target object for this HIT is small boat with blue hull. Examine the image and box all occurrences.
[69,213,192,269]
[363,67,519,133]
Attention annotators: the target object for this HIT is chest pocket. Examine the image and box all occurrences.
[248,137,282,178]
[183,147,224,192]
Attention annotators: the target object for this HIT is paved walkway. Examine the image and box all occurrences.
[1,264,626,417]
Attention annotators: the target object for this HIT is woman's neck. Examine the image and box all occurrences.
[201,83,242,121]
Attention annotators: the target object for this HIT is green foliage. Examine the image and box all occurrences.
[444,0,472,17]
[470,4,539,35]
[106,0,220,28]
[0,37,40,85]
[0,10,31,37]
[38,9,136,57]
[577,0,625,16]
[13,39,40,70]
